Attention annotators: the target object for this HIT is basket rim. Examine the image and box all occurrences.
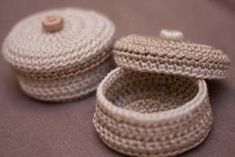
[96,67,208,122]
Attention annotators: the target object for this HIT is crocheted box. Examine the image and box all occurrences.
[93,30,231,156]
[94,68,211,157]
[2,8,115,101]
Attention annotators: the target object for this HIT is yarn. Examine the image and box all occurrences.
[94,67,212,157]
[93,31,231,156]
[2,8,115,101]
[113,34,230,79]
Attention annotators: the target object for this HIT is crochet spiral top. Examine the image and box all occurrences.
[2,8,115,80]
[2,8,115,101]
[113,31,230,79]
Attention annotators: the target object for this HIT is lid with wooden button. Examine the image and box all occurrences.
[2,8,115,74]
[1,8,115,101]
[113,30,231,79]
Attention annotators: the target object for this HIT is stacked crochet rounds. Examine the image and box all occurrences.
[93,30,231,156]
[2,8,115,101]
[113,31,230,79]
[94,68,212,157]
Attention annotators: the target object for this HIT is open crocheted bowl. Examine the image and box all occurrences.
[94,67,213,157]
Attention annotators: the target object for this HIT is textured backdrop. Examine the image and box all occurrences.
[0,0,234,156]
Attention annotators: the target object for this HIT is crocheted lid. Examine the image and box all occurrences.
[113,30,231,79]
[2,8,115,73]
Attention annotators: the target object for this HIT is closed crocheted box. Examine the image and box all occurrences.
[93,30,231,156]
[2,8,115,101]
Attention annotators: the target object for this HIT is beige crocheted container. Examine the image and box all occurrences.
[2,8,115,101]
[93,30,231,156]
[94,68,212,157]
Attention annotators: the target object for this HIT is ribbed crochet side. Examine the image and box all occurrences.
[18,59,113,101]
[113,35,230,79]
[93,67,212,157]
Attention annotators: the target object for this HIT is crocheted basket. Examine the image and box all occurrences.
[94,67,212,157]
[2,8,115,101]
[93,30,230,156]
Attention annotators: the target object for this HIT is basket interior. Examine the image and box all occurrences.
[104,70,199,113]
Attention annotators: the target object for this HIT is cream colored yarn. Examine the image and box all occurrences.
[94,67,212,157]
[19,60,113,101]
[2,8,115,101]
[113,34,230,79]
[92,30,229,156]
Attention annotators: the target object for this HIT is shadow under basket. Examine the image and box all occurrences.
[94,67,213,157]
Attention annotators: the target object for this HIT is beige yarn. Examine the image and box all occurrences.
[93,67,212,157]
[2,8,115,101]
[113,34,231,79]
[19,59,113,101]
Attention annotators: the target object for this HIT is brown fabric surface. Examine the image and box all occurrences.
[0,0,234,156]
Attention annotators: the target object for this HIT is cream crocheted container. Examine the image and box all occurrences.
[93,30,231,156]
[94,68,212,157]
[2,8,115,101]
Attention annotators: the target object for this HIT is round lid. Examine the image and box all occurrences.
[113,30,231,79]
[2,8,115,73]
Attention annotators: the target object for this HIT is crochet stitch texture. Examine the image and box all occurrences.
[93,30,231,156]
[94,67,212,157]
[2,8,115,101]
[113,35,231,79]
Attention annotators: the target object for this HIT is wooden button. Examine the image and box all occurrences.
[42,16,64,33]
